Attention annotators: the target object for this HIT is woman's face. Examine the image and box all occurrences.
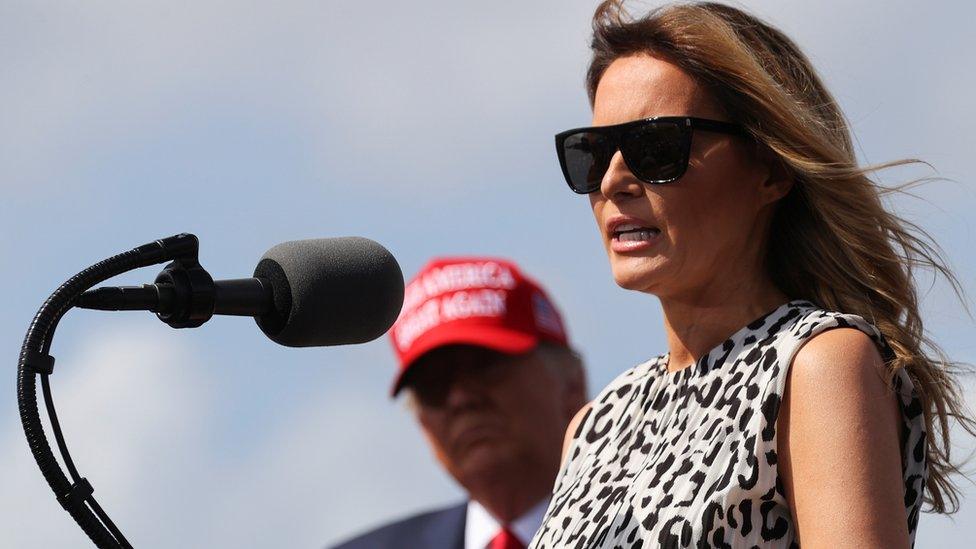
[590,54,787,300]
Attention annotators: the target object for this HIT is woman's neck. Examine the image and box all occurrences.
[660,275,788,372]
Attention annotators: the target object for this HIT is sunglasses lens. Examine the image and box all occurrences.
[561,131,614,193]
[621,123,688,183]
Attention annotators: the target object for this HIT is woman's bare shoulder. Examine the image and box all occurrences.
[779,327,909,548]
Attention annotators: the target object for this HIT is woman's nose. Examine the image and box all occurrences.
[600,151,644,200]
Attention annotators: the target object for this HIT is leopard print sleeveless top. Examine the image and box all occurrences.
[530,301,927,548]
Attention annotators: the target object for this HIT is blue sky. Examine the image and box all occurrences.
[2,1,975,547]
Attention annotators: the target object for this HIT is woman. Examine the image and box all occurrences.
[531,2,971,548]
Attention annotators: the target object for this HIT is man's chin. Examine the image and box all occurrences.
[454,444,520,482]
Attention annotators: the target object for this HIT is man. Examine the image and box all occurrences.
[332,257,587,549]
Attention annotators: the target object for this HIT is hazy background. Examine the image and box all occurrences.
[2,0,974,546]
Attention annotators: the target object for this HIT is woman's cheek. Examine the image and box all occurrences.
[590,202,610,249]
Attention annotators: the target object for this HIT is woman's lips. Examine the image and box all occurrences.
[608,221,662,253]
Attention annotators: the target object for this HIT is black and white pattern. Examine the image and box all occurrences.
[531,300,927,548]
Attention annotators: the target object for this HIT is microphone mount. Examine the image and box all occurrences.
[73,233,215,328]
[152,241,215,328]
[75,237,274,329]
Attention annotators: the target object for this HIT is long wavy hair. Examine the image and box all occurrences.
[583,0,972,513]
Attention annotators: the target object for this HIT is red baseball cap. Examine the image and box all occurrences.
[388,257,569,396]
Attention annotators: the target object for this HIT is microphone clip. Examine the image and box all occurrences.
[153,235,216,329]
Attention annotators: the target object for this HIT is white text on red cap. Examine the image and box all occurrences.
[401,261,516,313]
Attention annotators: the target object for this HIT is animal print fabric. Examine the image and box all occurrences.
[530,300,927,548]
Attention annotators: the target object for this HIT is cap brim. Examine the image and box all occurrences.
[390,325,538,397]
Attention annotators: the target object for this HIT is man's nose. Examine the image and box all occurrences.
[443,371,486,409]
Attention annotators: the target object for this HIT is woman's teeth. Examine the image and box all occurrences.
[618,229,657,242]
[613,223,659,241]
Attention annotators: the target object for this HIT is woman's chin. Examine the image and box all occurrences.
[610,263,663,293]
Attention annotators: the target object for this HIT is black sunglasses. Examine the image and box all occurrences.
[555,116,747,194]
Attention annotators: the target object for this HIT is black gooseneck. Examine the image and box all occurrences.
[18,233,200,548]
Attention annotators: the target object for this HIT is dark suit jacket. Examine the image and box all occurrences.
[329,502,467,549]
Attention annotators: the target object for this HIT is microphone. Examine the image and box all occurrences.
[18,233,404,549]
[75,236,405,347]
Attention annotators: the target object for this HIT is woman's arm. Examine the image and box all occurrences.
[562,402,592,463]
[778,328,909,549]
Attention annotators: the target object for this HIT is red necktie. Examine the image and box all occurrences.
[489,527,524,549]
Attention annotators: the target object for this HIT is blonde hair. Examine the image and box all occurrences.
[585,0,972,513]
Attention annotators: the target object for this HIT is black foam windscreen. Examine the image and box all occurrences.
[252,237,404,347]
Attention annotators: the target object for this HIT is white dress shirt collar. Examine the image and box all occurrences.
[465,497,549,549]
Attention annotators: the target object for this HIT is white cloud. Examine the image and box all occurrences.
[0,323,461,548]
[201,383,462,549]
[0,326,212,547]
[0,0,596,198]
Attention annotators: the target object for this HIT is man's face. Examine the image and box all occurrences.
[407,345,582,493]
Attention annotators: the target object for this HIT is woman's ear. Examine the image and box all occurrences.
[756,143,794,205]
